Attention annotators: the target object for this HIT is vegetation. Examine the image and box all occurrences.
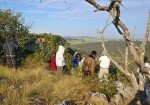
[0,66,118,105]
[70,41,150,59]
[0,9,29,46]
[85,0,150,104]
[0,9,74,70]
[66,37,100,45]
[0,0,149,103]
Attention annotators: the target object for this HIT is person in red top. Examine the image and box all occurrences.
[49,53,57,71]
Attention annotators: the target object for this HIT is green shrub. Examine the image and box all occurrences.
[97,80,117,98]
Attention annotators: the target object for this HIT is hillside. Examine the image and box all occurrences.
[66,37,100,45]
[70,41,150,58]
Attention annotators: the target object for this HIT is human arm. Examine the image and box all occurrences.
[13,40,19,50]
[91,59,96,75]
[145,63,150,68]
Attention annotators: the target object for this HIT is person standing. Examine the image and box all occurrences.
[139,57,150,103]
[56,45,65,74]
[49,53,57,71]
[3,36,19,69]
[71,52,81,69]
[78,56,85,76]
[144,57,150,69]
[98,53,110,81]
[82,51,97,77]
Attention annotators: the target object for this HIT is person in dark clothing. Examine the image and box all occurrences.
[3,36,19,69]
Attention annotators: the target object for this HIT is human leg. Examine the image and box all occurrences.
[6,58,12,68]
[57,66,64,74]
[103,68,109,81]
[98,68,105,80]
[11,57,17,69]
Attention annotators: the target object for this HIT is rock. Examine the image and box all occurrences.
[111,93,123,105]
[57,100,76,105]
[115,81,134,100]
[28,92,47,105]
[89,91,109,105]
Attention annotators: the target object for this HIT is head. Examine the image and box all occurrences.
[91,50,97,57]
[82,57,85,60]
[58,45,65,53]
[51,51,56,56]
[77,53,81,57]
[144,56,149,63]
[73,52,78,57]
[6,35,13,41]
[77,53,82,61]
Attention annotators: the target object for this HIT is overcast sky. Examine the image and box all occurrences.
[0,0,150,39]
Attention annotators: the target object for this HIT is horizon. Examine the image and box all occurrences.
[0,0,150,39]
[63,35,148,41]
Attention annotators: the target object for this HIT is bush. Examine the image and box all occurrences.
[97,82,117,99]
[20,33,74,70]
[0,9,29,46]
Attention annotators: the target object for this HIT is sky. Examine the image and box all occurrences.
[0,0,150,39]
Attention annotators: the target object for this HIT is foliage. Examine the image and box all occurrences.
[0,9,30,64]
[0,9,29,46]
[20,33,74,71]
[0,9,74,69]
[26,33,66,61]
[95,67,118,99]
[97,81,117,99]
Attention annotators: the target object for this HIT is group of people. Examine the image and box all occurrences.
[2,36,150,82]
[49,45,65,74]
[49,45,111,81]
[81,50,111,81]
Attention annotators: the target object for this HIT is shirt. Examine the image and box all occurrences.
[145,62,150,68]
[99,55,110,69]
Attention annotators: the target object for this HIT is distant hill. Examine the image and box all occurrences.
[70,41,150,59]
[65,36,101,45]
[63,36,95,39]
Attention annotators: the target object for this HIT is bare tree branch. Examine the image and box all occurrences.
[86,0,150,101]
[85,0,149,74]
[117,47,125,58]
[140,11,150,62]
[125,41,129,71]
[102,43,128,75]
[97,15,112,44]
[102,44,138,91]
[85,0,109,11]
[99,15,112,35]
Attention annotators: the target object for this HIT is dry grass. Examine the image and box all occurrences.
[0,66,101,105]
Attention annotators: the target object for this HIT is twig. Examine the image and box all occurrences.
[117,47,125,57]
[140,11,150,61]
[97,15,112,43]
[125,41,129,70]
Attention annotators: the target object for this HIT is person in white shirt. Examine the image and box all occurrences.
[144,57,150,69]
[98,53,110,81]
[137,57,150,73]
[56,45,65,74]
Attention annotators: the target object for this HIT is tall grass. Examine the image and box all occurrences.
[0,65,120,105]
[0,66,92,105]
